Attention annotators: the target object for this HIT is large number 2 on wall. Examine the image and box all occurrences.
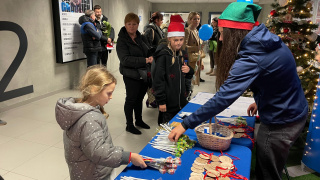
[0,21,33,102]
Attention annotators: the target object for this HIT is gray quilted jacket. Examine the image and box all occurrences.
[55,97,130,180]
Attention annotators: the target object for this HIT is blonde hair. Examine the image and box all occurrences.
[168,41,184,65]
[187,12,200,24]
[124,12,140,24]
[77,65,117,118]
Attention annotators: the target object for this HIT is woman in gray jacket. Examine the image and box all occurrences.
[55,65,146,180]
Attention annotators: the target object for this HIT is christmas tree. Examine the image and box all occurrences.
[266,0,319,112]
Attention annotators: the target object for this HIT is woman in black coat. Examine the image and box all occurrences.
[143,12,165,108]
[116,13,153,135]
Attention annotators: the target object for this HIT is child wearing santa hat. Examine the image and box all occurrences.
[152,15,194,125]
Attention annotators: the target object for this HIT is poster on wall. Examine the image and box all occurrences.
[208,12,221,24]
[52,0,93,63]
[156,12,196,31]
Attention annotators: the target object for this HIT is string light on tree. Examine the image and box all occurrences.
[302,75,320,172]
[267,0,320,172]
[267,0,318,109]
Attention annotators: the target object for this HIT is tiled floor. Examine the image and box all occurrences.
[0,57,216,180]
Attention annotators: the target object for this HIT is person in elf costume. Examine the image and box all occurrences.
[169,2,307,180]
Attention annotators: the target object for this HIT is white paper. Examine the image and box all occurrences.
[190,92,255,117]
[189,92,214,105]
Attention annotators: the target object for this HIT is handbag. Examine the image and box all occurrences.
[200,49,206,59]
[138,64,152,87]
[189,50,206,62]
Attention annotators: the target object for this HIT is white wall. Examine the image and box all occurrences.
[94,0,152,72]
[0,0,151,112]
[0,0,280,112]
[152,2,274,26]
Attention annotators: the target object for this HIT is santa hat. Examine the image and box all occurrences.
[218,2,262,30]
[167,15,185,37]
[170,15,184,24]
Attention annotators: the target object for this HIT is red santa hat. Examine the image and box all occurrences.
[167,15,185,37]
[167,22,185,37]
[170,15,184,24]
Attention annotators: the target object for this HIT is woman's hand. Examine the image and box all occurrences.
[146,57,153,64]
[201,61,204,70]
[247,103,257,116]
[107,38,112,44]
[181,63,190,73]
[159,104,167,112]
[130,153,147,168]
[148,56,153,63]
[168,124,187,142]
[196,61,204,70]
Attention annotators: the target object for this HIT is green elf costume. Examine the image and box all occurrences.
[174,2,307,180]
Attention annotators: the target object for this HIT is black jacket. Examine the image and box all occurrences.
[152,46,194,112]
[143,23,164,49]
[116,26,152,81]
[209,27,219,41]
[79,15,103,53]
[95,15,115,50]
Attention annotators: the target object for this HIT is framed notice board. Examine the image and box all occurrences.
[52,0,93,63]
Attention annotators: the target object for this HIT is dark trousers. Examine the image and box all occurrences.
[84,52,98,67]
[256,116,307,180]
[208,50,215,69]
[123,76,148,126]
[158,110,180,125]
[98,50,109,66]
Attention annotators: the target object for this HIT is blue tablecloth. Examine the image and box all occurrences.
[116,101,254,180]
[172,102,256,150]
[115,142,251,180]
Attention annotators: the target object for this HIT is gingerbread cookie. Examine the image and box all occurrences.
[210,155,220,162]
[199,154,210,160]
[219,156,232,163]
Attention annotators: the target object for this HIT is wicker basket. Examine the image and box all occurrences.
[195,120,233,151]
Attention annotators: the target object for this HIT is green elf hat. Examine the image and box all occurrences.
[218,2,262,30]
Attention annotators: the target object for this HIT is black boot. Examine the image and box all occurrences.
[135,120,150,129]
[126,125,141,134]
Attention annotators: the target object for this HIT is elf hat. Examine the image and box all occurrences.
[167,22,185,37]
[218,2,262,30]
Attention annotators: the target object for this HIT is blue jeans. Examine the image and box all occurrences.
[256,116,307,180]
[84,52,98,67]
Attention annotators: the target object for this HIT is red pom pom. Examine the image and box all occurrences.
[283,27,289,33]
[270,10,276,16]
